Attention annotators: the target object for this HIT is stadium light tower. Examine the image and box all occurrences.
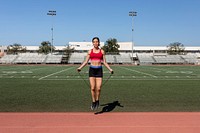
[47,10,56,54]
[129,11,137,62]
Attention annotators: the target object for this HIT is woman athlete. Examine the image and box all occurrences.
[77,37,113,110]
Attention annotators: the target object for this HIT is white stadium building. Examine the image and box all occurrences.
[0,42,200,65]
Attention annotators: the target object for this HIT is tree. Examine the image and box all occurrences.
[167,42,185,55]
[38,41,55,54]
[7,43,26,54]
[101,38,120,54]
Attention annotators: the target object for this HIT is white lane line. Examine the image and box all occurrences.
[120,67,157,78]
[38,67,74,80]
[0,67,46,73]
[39,78,200,81]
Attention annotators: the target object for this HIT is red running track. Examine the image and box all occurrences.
[0,112,200,133]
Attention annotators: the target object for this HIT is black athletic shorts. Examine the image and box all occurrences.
[89,66,103,78]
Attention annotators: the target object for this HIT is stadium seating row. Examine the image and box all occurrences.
[0,53,199,65]
[137,53,199,65]
[0,53,63,64]
[68,53,87,64]
[68,53,132,64]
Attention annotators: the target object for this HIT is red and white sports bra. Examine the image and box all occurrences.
[90,49,103,62]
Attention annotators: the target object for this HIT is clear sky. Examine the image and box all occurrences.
[1,0,200,46]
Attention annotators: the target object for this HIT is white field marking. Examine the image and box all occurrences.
[180,71,193,74]
[1,75,200,80]
[26,67,48,71]
[79,71,89,74]
[1,68,46,74]
[148,67,190,73]
[0,74,7,77]
[147,67,169,72]
[166,71,193,74]
[38,78,200,81]
[103,71,110,73]
[38,67,74,80]
[2,71,33,74]
[120,66,157,78]
[149,67,195,75]
[0,73,8,75]
[0,67,29,71]
[0,67,46,74]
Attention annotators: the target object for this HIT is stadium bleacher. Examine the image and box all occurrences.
[119,53,132,64]
[68,53,87,64]
[68,53,131,64]
[0,55,17,64]
[45,55,63,64]
[13,53,47,64]
[106,55,123,64]
[0,52,199,65]
[180,54,198,64]
[136,53,199,65]
[137,53,155,65]
[153,55,185,64]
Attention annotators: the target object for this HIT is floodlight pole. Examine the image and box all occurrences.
[129,11,137,62]
[47,10,56,54]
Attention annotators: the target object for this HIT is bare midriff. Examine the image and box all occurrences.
[90,61,102,66]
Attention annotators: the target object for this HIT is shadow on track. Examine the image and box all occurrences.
[95,101,123,115]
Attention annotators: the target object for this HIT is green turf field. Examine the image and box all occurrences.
[0,65,200,112]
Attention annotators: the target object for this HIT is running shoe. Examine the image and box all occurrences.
[95,100,99,110]
[91,102,96,110]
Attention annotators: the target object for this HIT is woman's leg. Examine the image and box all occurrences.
[89,77,96,102]
[95,78,102,101]
[94,77,102,109]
